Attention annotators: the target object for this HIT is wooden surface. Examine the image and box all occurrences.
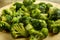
[0,1,60,40]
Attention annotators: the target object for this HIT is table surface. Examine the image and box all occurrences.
[0,0,60,8]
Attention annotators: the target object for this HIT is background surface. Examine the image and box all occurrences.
[0,0,60,8]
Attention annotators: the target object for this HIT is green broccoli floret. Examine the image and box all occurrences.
[25,24,48,40]
[11,23,27,38]
[39,14,48,20]
[0,21,10,31]
[48,7,60,21]
[39,2,53,13]
[31,19,47,30]
[13,2,23,11]
[50,24,59,34]
[31,8,41,19]
[47,20,60,34]
[20,16,31,26]
[23,0,35,6]
[2,9,12,16]
[41,28,48,37]
[1,15,12,23]
[39,2,47,13]
[12,16,21,23]
[27,4,39,11]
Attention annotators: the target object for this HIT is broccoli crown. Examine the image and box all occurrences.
[48,7,60,21]
[11,23,27,38]
[25,24,48,40]
[31,19,47,30]
[23,0,35,6]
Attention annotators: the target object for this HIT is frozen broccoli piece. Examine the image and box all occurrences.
[13,2,23,11]
[20,16,31,26]
[48,7,60,20]
[25,24,48,40]
[41,28,48,37]
[31,19,47,30]
[31,8,41,19]
[23,0,35,6]
[1,15,12,23]
[0,21,10,31]
[11,23,27,38]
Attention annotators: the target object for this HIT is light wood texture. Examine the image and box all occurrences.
[0,1,60,40]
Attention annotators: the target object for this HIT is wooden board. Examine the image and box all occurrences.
[0,1,60,40]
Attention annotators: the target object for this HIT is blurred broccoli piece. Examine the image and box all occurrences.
[48,7,60,21]
[39,2,52,13]
[39,14,48,20]
[27,4,39,11]
[25,24,48,40]
[31,8,41,19]
[12,16,21,23]
[11,23,27,38]
[2,9,12,16]
[13,2,23,11]
[41,28,48,37]
[21,5,29,12]
[20,16,31,26]
[0,21,10,31]
[1,15,12,23]
[47,20,60,34]
[31,19,47,30]
[50,24,59,34]
[23,0,35,6]
[39,2,47,13]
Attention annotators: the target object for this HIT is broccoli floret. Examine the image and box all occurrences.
[31,8,41,19]
[11,23,27,38]
[31,19,47,30]
[1,15,12,23]
[23,0,35,6]
[39,14,48,20]
[41,28,48,37]
[39,2,47,13]
[2,9,12,16]
[0,21,10,31]
[12,16,20,23]
[39,2,53,13]
[13,2,23,11]
[47,20,60,34]
[50,24,59,34]
[27,4,39,11]
[48,7,60,21]
[25,24,48,40]
[20,16,31,26]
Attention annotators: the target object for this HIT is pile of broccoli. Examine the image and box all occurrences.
[0,0,60,40]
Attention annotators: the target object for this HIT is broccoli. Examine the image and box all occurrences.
[13,2,23,11]
[47,20,60,34]
[1,15,12,23]
[27,4,39,11]
[25,24,48,40]
[20,16,31,26]
[2,9,12,16]
[39,2,53,13]
[31,19,47,30]
[48,7,60,21]
[41,28,48,37]
[11,23,27,38]
[23,0,35,6]
[0,21,10,31]
[31,8,41,19]
[39,14,48,20]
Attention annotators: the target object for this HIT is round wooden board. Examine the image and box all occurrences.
[0,1,60,40]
